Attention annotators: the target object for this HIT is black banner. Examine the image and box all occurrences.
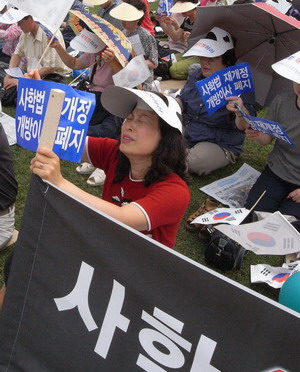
[0,176,299,371]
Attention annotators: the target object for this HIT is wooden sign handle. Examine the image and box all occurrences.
[39,88,65,149]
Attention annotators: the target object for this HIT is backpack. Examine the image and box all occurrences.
[205,230,247,271]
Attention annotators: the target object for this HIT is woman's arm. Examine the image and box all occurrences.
[50,40,86,70]
[157,16,186,42]
[31,147,148,231]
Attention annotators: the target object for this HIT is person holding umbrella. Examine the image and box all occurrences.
[242,52,300,219]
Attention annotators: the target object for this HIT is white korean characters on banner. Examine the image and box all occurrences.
[54,261,220,372]
[16,78,96,163]
[196,62,254,115]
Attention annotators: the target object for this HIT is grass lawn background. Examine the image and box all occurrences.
[0,3,284,303]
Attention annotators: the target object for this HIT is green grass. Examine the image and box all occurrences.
[0,105,283,302]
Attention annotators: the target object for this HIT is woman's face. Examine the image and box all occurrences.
[122,20,139,33]
[199,56,227,78]
[181,9,196,21]
[119,108,161,160]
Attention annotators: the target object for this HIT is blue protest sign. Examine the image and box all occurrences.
[16,78,96,162]
[196,62,254,115]
[156,0,174,16]
[236,107,295,146]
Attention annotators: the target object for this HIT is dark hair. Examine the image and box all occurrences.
[179,0,198,3]
[123,0,146,25]
[114,93,189,187]
[205,30,237,67]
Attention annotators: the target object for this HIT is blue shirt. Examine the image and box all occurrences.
[97,0,122,30]
[179,66,256,155]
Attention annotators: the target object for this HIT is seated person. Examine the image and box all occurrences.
[155,10,187,58]
[0,3,23,67]
[3,12,70,101]
[51,37,122,139]
[178,27,256,177]
[110,0,158,90]
[160,0,200,80]
[243,54,300,219]
[0,123,17,250]
[31,86,190,248]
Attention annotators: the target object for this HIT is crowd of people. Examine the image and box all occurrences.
[0,0,300,309]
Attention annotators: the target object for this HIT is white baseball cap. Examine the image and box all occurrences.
[170,1,199,13]
[183,27,234,58]
[101,86,183,133]
[271,51,300,84]
[110,3,144,21]
[0,7,29,24]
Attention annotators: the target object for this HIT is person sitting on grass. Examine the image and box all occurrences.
[110,0,158,90]
[181,27,256,233]
[158,0,200,80]
[50,28,127,186]
[3,11,70,99]
[0,84,190,310]
[241,52,300,219]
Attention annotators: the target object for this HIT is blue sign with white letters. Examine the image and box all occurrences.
[236,106,294,146]
[196,62,254,115]
[16,78,96,163]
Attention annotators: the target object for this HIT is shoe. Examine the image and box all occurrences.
[198,225,215,242]
[76,162,96,175]
[185,199,222,233]
[86,168,106,186]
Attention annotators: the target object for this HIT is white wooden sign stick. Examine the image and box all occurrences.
[39,88,65,149]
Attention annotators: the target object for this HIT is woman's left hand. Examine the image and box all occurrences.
[287,188,300,203]
[30,147,64,186]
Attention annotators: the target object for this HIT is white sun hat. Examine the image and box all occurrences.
[101,86,183,133]
[0,7,29,24]
[170,1,199,13]
[271,51,300,84]
[183,27,234,58]
[110,3,144,21]
[83,0,109,6]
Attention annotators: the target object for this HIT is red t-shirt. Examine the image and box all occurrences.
[87,137,190,248]
[140,0,155,36]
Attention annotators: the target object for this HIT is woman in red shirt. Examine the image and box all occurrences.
[31,86,190,248]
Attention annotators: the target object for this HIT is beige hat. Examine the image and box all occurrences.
[83,0,110,6]
[110,3,144,21]
[170,1,199,13]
